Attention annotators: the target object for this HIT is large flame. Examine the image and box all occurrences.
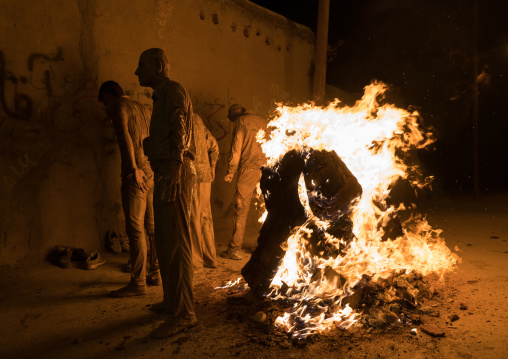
[257,81,458,338]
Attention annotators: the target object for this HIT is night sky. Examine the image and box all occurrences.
[251,0,508,195]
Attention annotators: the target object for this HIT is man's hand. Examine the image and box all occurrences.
[132,169,148,192]
[224,173,234,183]
[155,162,182,202]
[211,168,216,182]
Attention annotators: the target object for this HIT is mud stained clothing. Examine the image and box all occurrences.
[143,78,195,165]
[144,77,196,320]
[229,167,262,251]
[194,115,219,183]
[227,111,267,251]
[191,115,219,268]
[121,176,159,285]
[106,96,152,179]
[153,157,196,319]
[227,111,266,176]
[191,182,216,267]
[107,96,159,286]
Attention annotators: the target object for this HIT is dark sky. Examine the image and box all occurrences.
[252,0,508,194]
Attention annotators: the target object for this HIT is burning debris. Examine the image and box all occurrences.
[238,81,459,339]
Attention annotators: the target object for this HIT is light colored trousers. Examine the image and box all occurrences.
[190,182,216,268]
[121,176,160,286]
[228,167,262,251]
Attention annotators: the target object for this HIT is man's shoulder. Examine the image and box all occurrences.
[111,96,135,107]
[241,112,266,128]
[162,79,189,97]
[106,97,128,115]
[158,79,191,108]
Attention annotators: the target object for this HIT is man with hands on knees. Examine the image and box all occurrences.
[135,48,197,338]
[98,81,161,298]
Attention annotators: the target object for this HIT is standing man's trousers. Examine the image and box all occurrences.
[121,175,160,286]
[228,167,262,252]
[190,182,216,268]
[153,157,196,319]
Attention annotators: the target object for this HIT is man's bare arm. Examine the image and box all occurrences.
[110,104,147,191]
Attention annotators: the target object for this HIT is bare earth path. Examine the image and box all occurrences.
[0,193,506,359]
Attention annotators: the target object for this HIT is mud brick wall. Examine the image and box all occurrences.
[0,0,314,264]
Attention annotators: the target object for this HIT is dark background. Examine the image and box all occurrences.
[251,0,508,195]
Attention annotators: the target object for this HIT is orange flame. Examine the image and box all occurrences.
[257,81,459,338]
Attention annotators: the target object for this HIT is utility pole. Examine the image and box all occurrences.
[473,0,480,198]
[313,0,330,106]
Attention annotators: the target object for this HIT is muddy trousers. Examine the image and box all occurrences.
[153,158,196,319]
[228,167,262,252]
[190,182,216,268]
[121,176,160,286]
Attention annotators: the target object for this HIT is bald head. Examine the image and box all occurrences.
[135,48,170,88]
[141,48,170,75]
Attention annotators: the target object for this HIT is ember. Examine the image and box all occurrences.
[241,81,459,338]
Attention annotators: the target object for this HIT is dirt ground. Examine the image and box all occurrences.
[0,192,507,359]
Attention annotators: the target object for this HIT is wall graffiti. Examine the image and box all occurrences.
[192,95,228,140]
[0,148,49,195]
[0,51,33,121]
[0,48,115,195]
[51,78,110,133]
[28,47,65,98]
[0,47,70,123]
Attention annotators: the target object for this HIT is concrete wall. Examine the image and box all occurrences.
[0,0,314,265]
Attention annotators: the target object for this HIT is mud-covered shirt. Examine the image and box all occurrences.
[144,77,195,168]
[227,111,267,175]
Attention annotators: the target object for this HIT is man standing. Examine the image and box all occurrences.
[98,81,161,297]
[191,114,220,269]
[221,104,266,260]
[135,48,197,338]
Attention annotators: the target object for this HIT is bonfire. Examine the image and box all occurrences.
[222,81,459,339]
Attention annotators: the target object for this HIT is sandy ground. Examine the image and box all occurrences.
[0,193,507,359]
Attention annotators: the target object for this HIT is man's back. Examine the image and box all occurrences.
[228,111,266,174]
[107,96,152,176]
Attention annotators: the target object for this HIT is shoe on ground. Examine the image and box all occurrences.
[151,316,198,339]
[220,249,241,260]
[56,246,73,269]
[110,283,147,297]
[146,274,162,286]
[71,248,88,262]
[204,262,217,268]
[119,235,130,252]
[85,250,106,270]
[106,230,122,254]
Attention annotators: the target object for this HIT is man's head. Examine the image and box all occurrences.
[98,80,124,107]
[228,104,246,122]
[135,48,170,88]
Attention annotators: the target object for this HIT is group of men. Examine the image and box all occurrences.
[98,48,266,338]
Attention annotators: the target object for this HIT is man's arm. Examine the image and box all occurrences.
[109,103,147,191]
[205,126,219,181]
[225,119,245,181]
[156,105,189,202]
